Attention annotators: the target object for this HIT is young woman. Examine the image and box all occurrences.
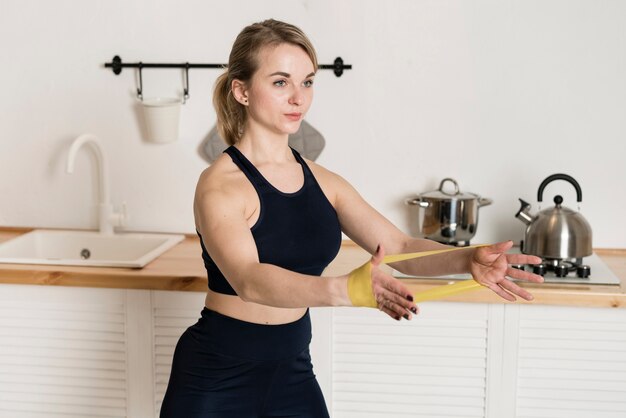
[160,19,543,418]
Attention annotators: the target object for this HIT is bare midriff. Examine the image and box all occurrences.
[204,289,308,325]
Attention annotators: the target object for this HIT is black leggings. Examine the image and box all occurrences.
[160,307,330,418]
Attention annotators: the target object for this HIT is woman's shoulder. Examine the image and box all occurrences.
[300,157,356,204]
[302,157,351,187]
[200,149,248,182]
[195,153,248,206]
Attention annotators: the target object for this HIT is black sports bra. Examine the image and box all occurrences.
[197,146,342,295]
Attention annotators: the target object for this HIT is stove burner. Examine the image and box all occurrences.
[516,258,591,279]
[533,264,547,275]
[555,263,570,277]
[577,265,591,278]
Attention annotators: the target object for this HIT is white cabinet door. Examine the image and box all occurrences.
[0,284,129,418]
[331,302,495,418]
[513,305,626,418]
[4,284,624,418]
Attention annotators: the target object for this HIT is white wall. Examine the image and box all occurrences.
[1,0,625,247]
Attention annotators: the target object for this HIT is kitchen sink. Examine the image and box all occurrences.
[0,229,185,268]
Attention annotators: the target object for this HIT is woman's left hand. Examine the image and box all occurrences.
[470,241,544,301]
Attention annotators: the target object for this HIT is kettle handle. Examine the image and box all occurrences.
[537,173,583,203]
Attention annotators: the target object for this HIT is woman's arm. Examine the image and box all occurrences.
[195,185,344,308]
[194,171,416,318]
[332,172,544,301]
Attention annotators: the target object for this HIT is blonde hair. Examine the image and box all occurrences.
[213,19,318,146]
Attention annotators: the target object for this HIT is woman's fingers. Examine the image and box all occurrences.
[484,281,517,302]
[377,288,417,319]
[499,278,534,301]
[376,292,403,320]
[506,266,544,283]
[378,303,402,321]
[477,274,535,302]
[377,271,414,303]
[371,266,418,321]
[505,253,542,266]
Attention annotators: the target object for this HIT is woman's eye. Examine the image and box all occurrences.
[303,79,314,88]
[273,80,286,87]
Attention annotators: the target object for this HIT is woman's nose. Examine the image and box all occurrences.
[289,89,304,106]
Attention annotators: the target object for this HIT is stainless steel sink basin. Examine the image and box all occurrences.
[0,229,185,268]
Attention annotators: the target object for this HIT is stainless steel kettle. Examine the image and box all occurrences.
[515,173,592,260]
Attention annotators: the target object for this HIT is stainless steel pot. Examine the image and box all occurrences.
[515,173,592,260]
[406,178,493,245]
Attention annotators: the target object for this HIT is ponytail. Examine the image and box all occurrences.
[212,71,245,146]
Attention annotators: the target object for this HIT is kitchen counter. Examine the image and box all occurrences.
[1,227,625,308]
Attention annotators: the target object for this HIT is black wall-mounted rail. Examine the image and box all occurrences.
[105,55,351,77]
[105,55,351,101]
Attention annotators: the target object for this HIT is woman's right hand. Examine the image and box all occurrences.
[369,244,419,321]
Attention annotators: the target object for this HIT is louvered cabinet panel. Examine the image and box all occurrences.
[0,284,128,418]
[151,290,206,417]
[516,305,626,418]
[332,302,491,418]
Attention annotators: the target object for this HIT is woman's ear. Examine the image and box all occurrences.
[231,79,249,106]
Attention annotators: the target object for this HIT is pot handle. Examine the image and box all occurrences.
[405,197,430,208]
[537,173,582,203]
[478,197,493,207]
[439,178,460,196]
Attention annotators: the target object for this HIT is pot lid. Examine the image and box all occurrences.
[420,178,479,200]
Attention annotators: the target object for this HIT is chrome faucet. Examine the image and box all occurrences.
[66,133,128,235]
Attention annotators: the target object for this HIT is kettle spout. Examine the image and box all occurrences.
[515,198,533,225]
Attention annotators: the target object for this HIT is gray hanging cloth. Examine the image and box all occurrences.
[198,120,326,163]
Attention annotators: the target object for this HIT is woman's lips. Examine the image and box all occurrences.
[285,113,302,121]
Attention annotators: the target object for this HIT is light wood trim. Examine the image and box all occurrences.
[1,228,625,308]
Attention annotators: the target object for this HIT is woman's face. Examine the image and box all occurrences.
[237,43,315,137]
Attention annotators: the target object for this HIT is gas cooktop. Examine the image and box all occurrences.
[392,248,620,286]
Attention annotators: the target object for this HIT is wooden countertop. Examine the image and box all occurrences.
[1,227,625,308]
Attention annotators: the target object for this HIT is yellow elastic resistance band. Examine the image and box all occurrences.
[347,244,489,308]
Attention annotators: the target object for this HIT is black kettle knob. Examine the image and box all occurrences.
[554,195,563,206]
